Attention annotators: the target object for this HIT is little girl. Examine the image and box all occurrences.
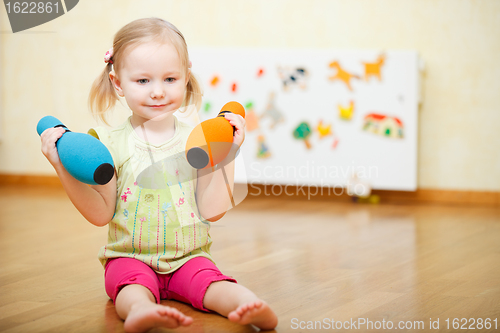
[40,17,277,332]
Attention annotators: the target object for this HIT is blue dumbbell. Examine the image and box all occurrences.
[37,116,114,185]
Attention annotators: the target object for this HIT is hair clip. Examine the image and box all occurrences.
[104,47,114,64]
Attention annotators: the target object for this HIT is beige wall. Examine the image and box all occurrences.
[1,0,499,191]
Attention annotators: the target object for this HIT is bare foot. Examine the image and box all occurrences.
[228,300,278,330]
[124,302,193,333]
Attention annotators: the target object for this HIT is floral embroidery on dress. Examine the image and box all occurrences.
[161,202,172,216]
[121,188,132,202]
[175,198,185,208]
[144,194,154,203]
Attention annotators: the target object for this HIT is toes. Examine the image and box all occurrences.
[175,312,187,322]
[228,311,241,322]
[157,306,190,324]
[168,308,178,317]
[178,315,192,326]
[160,307,174,317]
[236,301,261,315]
[236,305,246,315]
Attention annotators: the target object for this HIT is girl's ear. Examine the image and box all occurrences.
[109,70,124,97]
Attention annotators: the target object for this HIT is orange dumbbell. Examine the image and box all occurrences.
[186,101,245,169]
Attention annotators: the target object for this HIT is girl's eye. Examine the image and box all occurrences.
[137,79,148,84]
[165,78,176,83]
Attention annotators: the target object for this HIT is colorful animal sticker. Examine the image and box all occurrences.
[293,122,312,149]
[332,137,339,149]
[317,120,333,139]
[203,102,212,113]
[278,66,309,91]
[231,82,238,93]
[256,67,265,78]
[362,113,404,139]
[210,75,220,87]
[260,92,285,129]
[363,54,385,82]
[245,102,260,132]
[328,60,360,91]
[256,135,271,159]
[338,101,355,121]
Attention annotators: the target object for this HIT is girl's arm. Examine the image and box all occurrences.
[196,113,245,222]
[41,127,116,227]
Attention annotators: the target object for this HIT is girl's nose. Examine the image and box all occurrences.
[151,84,165,99]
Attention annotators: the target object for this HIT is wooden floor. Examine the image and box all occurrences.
[0,185,499,332]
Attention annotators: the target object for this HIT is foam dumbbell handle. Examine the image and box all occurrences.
[37,116,115,185]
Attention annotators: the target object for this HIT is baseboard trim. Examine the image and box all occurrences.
[1,174,498,206]
[245,183,499,206]
[0,174,62,187]
[370,188,500,206]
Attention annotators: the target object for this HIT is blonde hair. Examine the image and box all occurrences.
[88,18,202,124]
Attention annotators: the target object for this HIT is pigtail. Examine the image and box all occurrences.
[88,62,118,125]
[185,73,203,112]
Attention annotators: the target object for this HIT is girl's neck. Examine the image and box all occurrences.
[130,113,176,145]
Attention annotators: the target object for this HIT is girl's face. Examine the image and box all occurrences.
[110,41,188,123]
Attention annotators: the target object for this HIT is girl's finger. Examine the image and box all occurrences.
[41,128,65,152]
[41,127,65,140]
[47,128,64,144]
[225,114,245,127]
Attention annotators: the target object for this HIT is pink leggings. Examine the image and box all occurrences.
[104,257,237,312]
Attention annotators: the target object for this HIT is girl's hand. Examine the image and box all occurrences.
[224,113,246,148]
[40,127,66,168]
